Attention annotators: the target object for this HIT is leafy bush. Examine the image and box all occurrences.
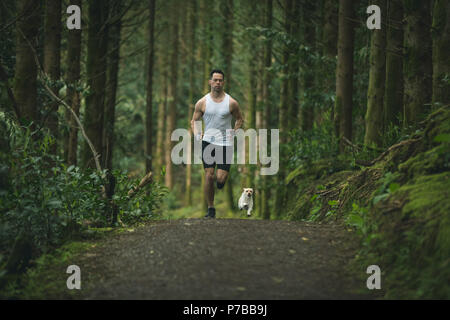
[286,116,338,170]
[0,116,167,264]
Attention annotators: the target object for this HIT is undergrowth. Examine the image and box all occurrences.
[285,107,450,299]
[0,114,168,296]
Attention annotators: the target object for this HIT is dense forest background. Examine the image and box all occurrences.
[0,0,449,299]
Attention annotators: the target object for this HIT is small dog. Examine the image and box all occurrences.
[238,188,254,217]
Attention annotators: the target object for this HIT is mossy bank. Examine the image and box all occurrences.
[284,107,450,299]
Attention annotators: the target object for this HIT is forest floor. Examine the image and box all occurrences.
[56,218,380,300]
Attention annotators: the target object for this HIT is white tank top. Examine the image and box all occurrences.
[203,93,233,146]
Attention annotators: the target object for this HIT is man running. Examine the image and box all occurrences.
[191,69,243,218]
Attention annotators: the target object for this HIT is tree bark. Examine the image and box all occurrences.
[403,0,432,126]
[323,0,338,58]
[322,0,338,124]
[65,0,82,166]
[103,1,122,171]
[384,0,403,127]
[13,0,41,127]
[82,0,109,169]
[300,1,315,132]
[145,0,156,173]
[155,66,167,182]
[274,0,293,218]
[432,0,450,108]
[289,0,301,132]
[199,0,211,211]
[255,62,263,218]
[364,0,387,147]
[222,0,236,212]
[185,0,197,206]
[43,0,62,155]
[246,53,257,190]
[165,2,179,189]
[335,0,355,153]
[262,0,273,220]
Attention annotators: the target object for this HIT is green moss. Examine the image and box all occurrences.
[285,165,305,185]
[0,241,98,299]
[399,173,450,257]
[367,172,450,299]
[287,107,450,298]
[398,146,446,178]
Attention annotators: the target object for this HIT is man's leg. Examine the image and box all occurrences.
[216,145,232,189]
[204,167,215,208]
[216,169,229,189]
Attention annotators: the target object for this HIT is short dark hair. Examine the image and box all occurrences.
[210,69,225,80]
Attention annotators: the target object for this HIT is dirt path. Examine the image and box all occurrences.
[77,218,373,299]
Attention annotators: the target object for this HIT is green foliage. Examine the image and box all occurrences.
[345,202,379,246]
[0,241,92,299]
[287,116,338,170]
[0,116,167,268]
[371,171,402,205]
[306,194,322,222]
[350,109,450,299]
[381,123,413,149]
[112,169,168,224]
[433,133,450,169]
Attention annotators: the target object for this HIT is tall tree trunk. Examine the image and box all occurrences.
[262,0,273,220]
[403,0,432,126]
[13,0,41,127]
[165,3,179,189]
[155,66,168,182]
[103,2,122,172]
[323,0,338,58]
[289,0,301,132]
[246,55,257,190]
[82,0,109,169]
[364,0,387,147]
[145,0,156,173]
[384,0,403,127]
[432,0,450,108]
[65,0,82,166]
[242,0,259,194]
[222,0,235,212]
[0,121,11,193]
[335,0,355,153]
[255,64,263,218]
[301,1,315,132]
[185,0,197,207]
[43,0,62,155]
[200,0,211,211]
[274,0,293,218]
[322,0,338,123]
[200,0,212,93]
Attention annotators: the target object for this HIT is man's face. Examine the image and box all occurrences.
[209,73,224,92]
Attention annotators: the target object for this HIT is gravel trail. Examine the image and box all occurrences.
[77,218,371,299]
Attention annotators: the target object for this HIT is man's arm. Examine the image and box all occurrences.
[191,98,204,138]
[230,98,244,131]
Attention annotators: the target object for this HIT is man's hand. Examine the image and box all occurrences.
[226,129,236,140]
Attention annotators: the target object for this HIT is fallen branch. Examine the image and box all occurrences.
[360,138,422,167]
[315,189,338,196]
[342,136,362,152]
[342,136,384,153]
[128,171,153,199]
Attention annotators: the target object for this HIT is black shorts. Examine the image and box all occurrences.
[202,140,233,172]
